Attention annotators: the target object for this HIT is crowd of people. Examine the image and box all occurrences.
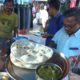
[32,0,80,79]
[0,0,80,79]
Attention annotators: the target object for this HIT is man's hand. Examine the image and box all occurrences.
[42,32,53,38]
[42,32,49,38]
[48,41,57,48]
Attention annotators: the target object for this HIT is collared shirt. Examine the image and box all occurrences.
[52,27,80,58]
[46,12,64,46]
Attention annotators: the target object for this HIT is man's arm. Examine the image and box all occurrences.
[13,13,18,37]
[13,26,18,37]
[42,32,54,38]
[43,20,49,32]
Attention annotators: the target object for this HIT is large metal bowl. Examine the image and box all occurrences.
[47,51,70,79]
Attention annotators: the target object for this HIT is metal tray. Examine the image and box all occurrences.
[5,57,36,80]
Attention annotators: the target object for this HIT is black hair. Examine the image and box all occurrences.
[48,0,60,10]
[4,0,14,5]
[76,0,79,6]
[40,3,44,10]
[64,8,80,22]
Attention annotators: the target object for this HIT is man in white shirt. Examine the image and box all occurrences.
[39,4,48,28]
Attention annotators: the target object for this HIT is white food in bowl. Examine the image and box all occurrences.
[10,40,53,69]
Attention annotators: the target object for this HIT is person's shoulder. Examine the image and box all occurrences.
[12,12,17,15]
[53,27,65,41]
[0,10,4,15]
[0,11,2,15]
[55,12,64,21]
[57,12,64,18]
[55,27,64,35]
[12,12,18,18]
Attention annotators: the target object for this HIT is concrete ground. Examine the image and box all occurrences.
[70,72,80,80]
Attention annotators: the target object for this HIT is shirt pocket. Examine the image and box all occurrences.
[69,45,80,56]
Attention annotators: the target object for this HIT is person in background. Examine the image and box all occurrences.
[42,0,64,47]
[59,0,67,13]
[48,8,80,80]
[0,0,18,58]
[39,3,48,29]
[66,0,79,9]
[32,3,37,19]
